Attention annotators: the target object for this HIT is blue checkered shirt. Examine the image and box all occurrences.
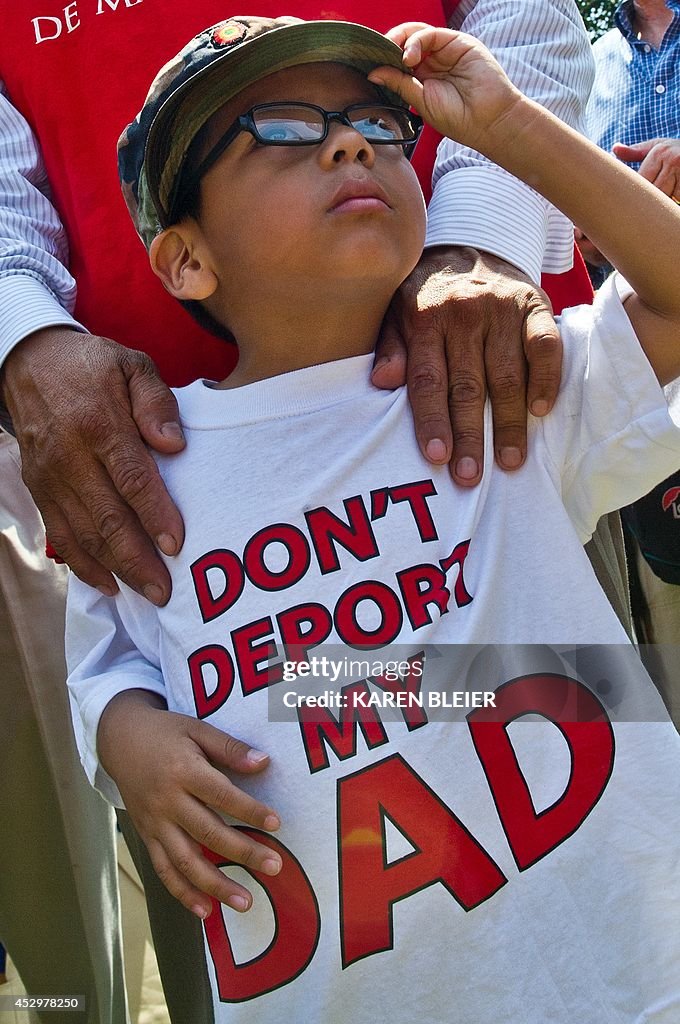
[587,0,680,164]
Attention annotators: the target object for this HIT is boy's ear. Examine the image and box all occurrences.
[149,226,218,300]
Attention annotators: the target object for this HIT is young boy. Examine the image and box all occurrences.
[68,16,680,1022]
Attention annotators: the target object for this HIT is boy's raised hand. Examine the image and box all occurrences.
[370,24,523,154]
[97,689,282,919]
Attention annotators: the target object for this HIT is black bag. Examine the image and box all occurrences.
[623,471,680,585]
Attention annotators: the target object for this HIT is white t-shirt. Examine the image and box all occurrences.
[68,277,680,1023]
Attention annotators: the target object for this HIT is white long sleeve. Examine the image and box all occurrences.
[66,578,165,807]
[427,0,596,282]
[0,82,83,367]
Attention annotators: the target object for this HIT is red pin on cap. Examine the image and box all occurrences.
[211,21,247,48]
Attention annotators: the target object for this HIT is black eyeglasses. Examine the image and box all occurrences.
[170,101,423,221]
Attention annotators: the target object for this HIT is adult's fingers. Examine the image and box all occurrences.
[522,297,562,418]
[635,145,665,184]
[635,140,680,198]
[485,293,561,469]
[372,310,409,390]
[484,331,527,473]
[91,432,179,597]
[125,352,185,454]
[611,139,656,164]
[36,492,119,595]
[45,452,173,603]
[390,247,562,482]
[620,140,680,197]
[650,164,679,198]
[441,314,487,483]
[125,356,186,558]
[391,252,459,465]
[31,440,173,601]
[406,325,456,467]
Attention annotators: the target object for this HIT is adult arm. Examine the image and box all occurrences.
[0,83,80,380]
[376,0,594,484]
[0,83,185,602]
[429,0,594,279]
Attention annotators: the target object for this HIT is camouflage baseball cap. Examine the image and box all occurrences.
[118,15,410,250]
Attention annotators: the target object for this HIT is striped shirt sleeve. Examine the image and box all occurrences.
[426,0,596,282]
[0,82,83,369]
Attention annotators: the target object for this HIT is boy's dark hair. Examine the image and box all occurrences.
[180,298,235,343]
[170,119,211,225]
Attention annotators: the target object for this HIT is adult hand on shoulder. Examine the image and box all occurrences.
[612,138,680,201]
[97,690,282,919]
[1,326,185,604]
[372,246,562,486]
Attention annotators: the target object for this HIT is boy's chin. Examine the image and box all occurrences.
[320,263,412,294]
[325,241,420,287]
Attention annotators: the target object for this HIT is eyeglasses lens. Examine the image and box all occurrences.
[253,105,326,143]
[347,106,410,142]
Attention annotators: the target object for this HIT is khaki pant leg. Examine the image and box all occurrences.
[116,813,214,1024]
[584,512,633,639]
[0,431,128,1024]
[634,544,680,729]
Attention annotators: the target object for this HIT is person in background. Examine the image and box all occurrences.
[0,2,596,1021]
